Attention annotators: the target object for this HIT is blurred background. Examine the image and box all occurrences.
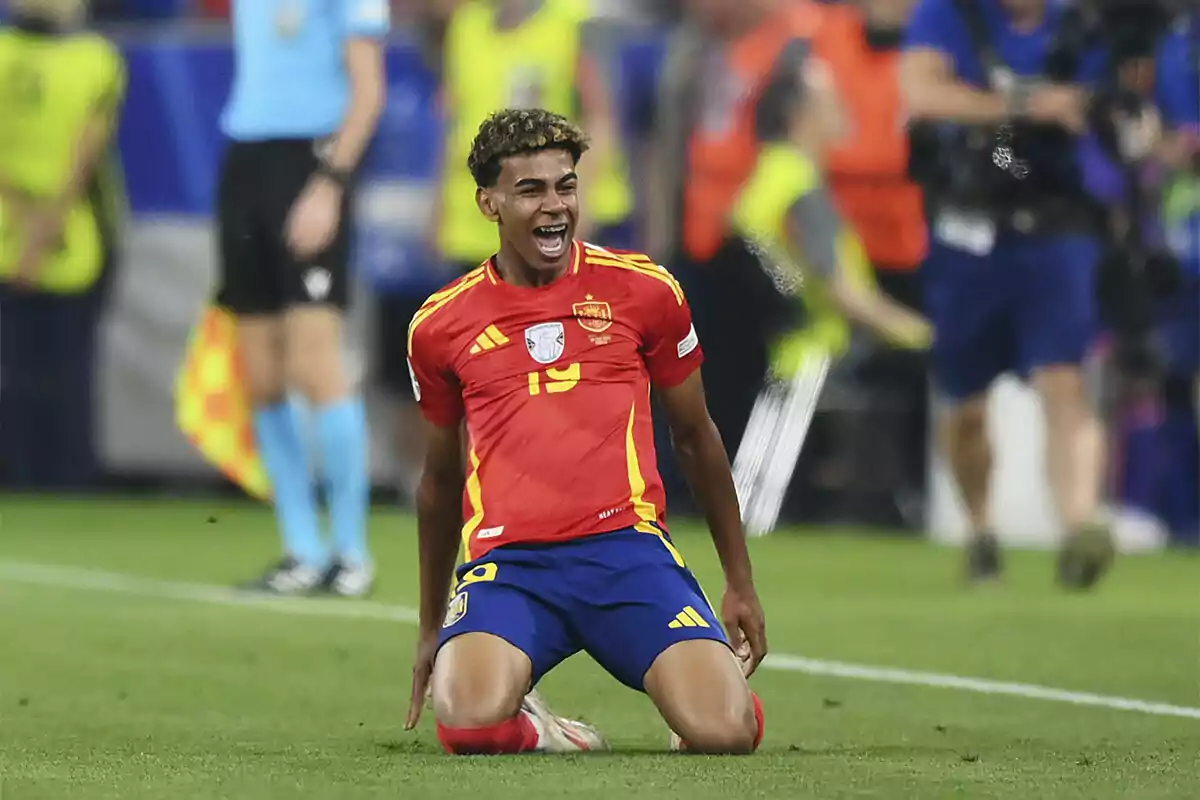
[0,0,1196,551]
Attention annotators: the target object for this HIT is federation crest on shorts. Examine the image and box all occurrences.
[443,592,468,628]
[524,322,565,365]
[573,296,613,333]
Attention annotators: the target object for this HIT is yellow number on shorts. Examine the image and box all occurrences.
[457,562,497,591]
[527,363,581,395]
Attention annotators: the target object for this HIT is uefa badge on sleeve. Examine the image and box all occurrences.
[406,358,422,402]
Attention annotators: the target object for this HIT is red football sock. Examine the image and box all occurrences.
[751,691,765,750]
[436,712,541,755]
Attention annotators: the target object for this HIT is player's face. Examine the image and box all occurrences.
[479,148,579,273]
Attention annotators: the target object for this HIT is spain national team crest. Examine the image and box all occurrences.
[524,322,565,365]
[573,296,613,334]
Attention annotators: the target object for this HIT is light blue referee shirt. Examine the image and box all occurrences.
[221,0,390,141]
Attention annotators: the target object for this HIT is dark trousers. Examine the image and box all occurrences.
[823,268,929,528]
[0,286,106,490]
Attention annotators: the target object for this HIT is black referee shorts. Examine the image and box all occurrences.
[374,260,479,402]
[215,139,354,315]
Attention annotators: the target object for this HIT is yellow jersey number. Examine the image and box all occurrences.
[527,363,580,395]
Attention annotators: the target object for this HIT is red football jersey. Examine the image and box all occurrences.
[406,241,703,561]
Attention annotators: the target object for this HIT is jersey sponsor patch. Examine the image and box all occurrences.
[677,324,699,358]
[406,358,422,402]
[477,525,505,540]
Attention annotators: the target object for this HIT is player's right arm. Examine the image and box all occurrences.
[407,319,466,632]
[404,314,466,728]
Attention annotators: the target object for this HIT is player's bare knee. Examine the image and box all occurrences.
[432,683,523,730]
[430,634,530,729]
[646,639,758,753]
[680,703,758,755]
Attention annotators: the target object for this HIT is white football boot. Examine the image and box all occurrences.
[521,689,608,752]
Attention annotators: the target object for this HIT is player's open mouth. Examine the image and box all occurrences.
[533,223,569,259]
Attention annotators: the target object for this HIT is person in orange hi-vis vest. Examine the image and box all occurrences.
[650,0,823,464]
[811,0,932,529]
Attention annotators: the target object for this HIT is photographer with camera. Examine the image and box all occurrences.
[901,0,1125,589]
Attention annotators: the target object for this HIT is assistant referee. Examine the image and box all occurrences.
[217,0,388,597]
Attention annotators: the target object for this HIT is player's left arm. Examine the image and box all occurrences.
[407,321,468,633]
[325,0,390,174]
[658,371,753,588]
[648,290,768,673]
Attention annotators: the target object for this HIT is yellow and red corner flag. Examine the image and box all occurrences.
[175,305,272,501]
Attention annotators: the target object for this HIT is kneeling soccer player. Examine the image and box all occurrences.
[402,108,767,754]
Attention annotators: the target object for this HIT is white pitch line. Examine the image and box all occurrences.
[2,560,1198,721]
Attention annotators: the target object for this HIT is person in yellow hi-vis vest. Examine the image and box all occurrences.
[0,0,126,490]
[376,0,634,501]
[729,56,930,535]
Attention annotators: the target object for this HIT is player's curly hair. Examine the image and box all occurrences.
[468,108,590,188]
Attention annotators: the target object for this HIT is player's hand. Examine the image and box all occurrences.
[721,582,767,678]
[286,175,342,261]
[404,629,439,730]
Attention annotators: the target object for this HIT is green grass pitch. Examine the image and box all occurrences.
[0,497,1197,799]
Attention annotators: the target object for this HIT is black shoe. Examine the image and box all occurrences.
[966,533,1003,584]
[319,560,376,598]
[1058,520,1116,591]
[239,557,325,595]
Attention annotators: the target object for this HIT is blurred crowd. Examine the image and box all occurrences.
[0,0,1196,547]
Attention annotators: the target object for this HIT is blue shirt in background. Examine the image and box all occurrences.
[1155,14,1199,131]
[221,0,390,141]
[904,0,1111,199]
[1155,14,1200,281]
[904,0,1108,85]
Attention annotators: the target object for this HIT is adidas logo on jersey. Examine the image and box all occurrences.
[668,606,710,629]
[469,324,510,354]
